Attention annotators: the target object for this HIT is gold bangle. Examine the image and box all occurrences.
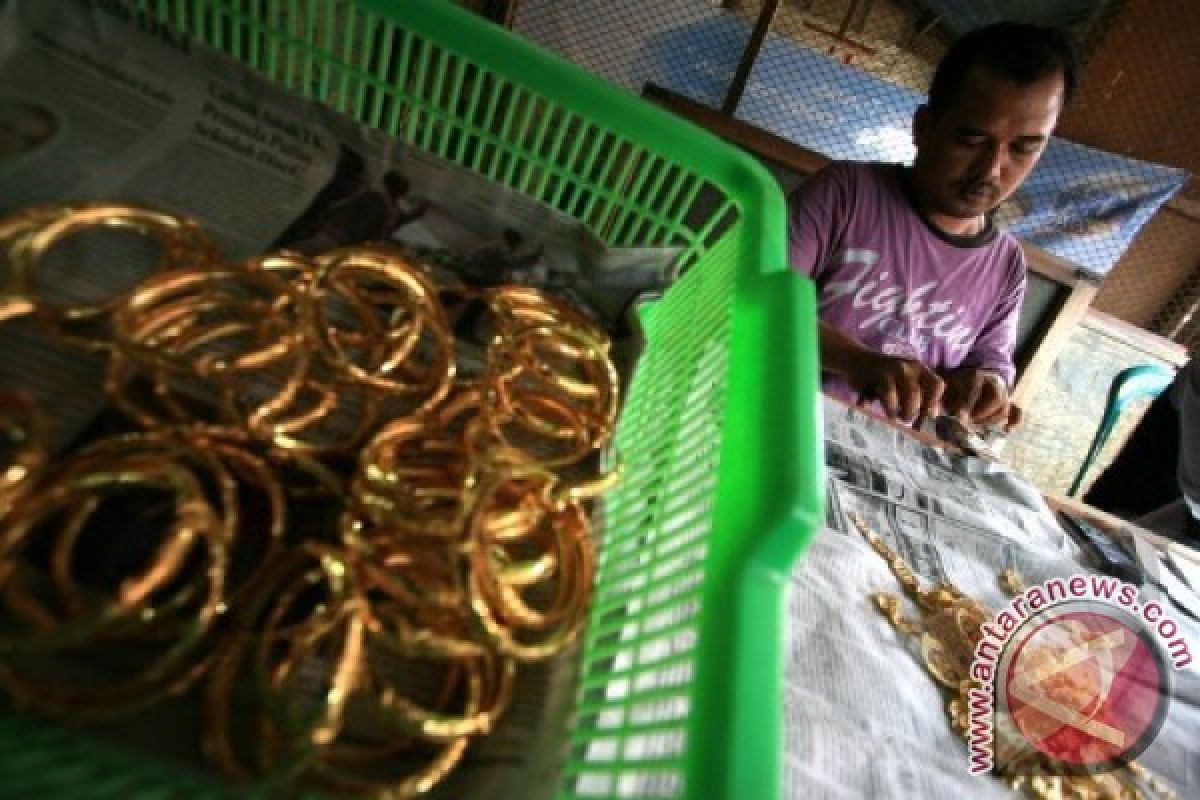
[0,441,229,717]
[352,415,472,539]
[303,246,455,412]
[0,392,47,513]
[0,205,76,324]
[477,509,579,630]
[109,267,310,438]
[311,735,470,799]
[486,325,617,444]
[204,545,364,780]
[465,474,594,662]
[0,455,222,647]
[253,378,380,456]
[355,554,482,660]
[367,643,515,742]
[14,204,220,349]
[0,207,621,790]
[484,286,607,348]
[244,250,316,287]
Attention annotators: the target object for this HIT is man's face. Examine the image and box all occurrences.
[912,65,1065,220]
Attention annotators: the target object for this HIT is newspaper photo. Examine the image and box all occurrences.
[786,397,1200,798]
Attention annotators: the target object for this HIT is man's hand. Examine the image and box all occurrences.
[818,322,944,422]
[843,350,946,423]
[942,367,1020,429]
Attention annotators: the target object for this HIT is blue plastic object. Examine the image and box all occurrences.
[1068,364,1177,497]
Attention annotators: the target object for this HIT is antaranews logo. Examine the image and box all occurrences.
[966,574,1189,776]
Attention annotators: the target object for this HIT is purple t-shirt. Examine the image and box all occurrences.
[788,161,1026,405]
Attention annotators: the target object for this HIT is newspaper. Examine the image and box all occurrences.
[0,2,340,255]
[785,397,1200,798]
[0,0,347,447]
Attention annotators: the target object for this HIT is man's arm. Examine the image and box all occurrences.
[790,165,945,422]
[942,250,1027,427]
[819,321,945,422]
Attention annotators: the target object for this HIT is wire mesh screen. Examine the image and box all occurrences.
[508,0,1199,349]
[1148,264,1200,349]
[512,0,754,108]
[1062,0,1200,351]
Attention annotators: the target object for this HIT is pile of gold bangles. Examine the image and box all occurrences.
[0,202,621,794]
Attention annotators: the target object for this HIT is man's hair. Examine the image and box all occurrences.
[928,22,1078,114]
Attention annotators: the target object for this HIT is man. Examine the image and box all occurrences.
[789,22,1077,425]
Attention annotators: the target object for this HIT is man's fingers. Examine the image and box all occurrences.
[978,404,1009,427]
[974,379,1008,424]
[919,369,946,422]
[897,369,922,422]
[878,378,900,419]
[958,373,985,421]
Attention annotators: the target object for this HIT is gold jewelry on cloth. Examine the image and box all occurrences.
[849,512,1177,800]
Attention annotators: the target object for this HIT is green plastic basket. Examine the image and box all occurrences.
[0,1,824,798]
